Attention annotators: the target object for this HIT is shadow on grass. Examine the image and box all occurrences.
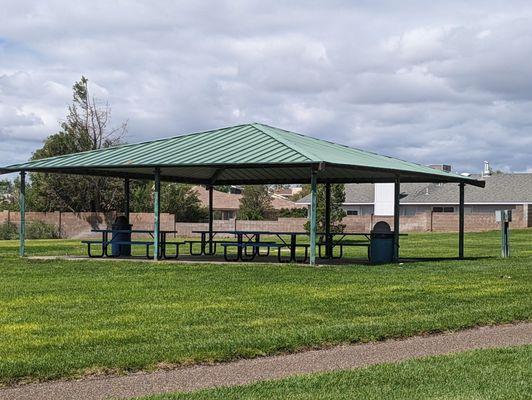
[400,256,494,262]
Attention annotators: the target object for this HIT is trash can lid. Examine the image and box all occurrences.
[372,221,391,233]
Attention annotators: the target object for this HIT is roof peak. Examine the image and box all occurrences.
[250,123,318,162]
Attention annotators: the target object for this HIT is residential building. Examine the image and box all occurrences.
[297,167,532,231]
[193,186,304,220]
[273,186,303,199]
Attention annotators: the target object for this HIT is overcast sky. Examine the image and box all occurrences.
[2,1,532,176]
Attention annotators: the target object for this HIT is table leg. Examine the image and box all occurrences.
[255,234,260,256]
[161,232,166,259]
[290,234,297,262]
[205,231,216,255]
[237,233,243,261]
[103,231,109,257]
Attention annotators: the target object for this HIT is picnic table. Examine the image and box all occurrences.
[191,230,378,262]
[84,229,182,259]
[191,230,291,261]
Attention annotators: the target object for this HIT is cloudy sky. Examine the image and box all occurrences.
[2,0,532,176]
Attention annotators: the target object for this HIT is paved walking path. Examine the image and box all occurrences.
[2,322,531,400]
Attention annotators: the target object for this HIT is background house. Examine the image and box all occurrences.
[193,186,304,220]
[297,164,532,231]
[272,186,303,199]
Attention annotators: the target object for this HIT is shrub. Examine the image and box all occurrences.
[278,208,307,218]
[0,221,18,240]
[26,221,60,239]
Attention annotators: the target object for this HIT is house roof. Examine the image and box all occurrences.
[193,186,303,211]
[193,186,241,211]
[271,196,305,210]
[297,173,532,205]
[0,123,484,187]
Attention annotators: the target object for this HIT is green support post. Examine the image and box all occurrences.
[19,171,26,257]
[153,168,161,261]
[208,185,214,254]
[325,183,331,258]
[124,178,130,221]
[393,177,400,262]
[309,169,318,265]
[459,183,465,259]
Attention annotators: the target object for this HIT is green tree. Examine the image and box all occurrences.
[0,179,18,211]
[278,207,307,218]
[29,76,127,212]
[237,185,273,220]
[291,184,310,201]
[129,181,152,213]
[0,177,39,212]
[305,184,346,233]
[127,181,207,222]
[161,183,207,222]
[214,185,231,193]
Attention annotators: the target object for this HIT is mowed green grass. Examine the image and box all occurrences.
[0,230,531,386]
[142,345,532,400]
[2,227,531,259]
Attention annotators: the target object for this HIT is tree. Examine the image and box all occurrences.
[29,76,128,212]
[126,181,207,222]
[278,207,307,218]
[0,179,18,211]
[162,183,207,222]
[0,177,40,212]
[305,184,346,233]
[129,181,152,213]
[237,185,273,220]
[291,184,310,201]
[214,185,231,193]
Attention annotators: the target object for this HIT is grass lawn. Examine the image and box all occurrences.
[0,230,530,386]
[140,345,532,400]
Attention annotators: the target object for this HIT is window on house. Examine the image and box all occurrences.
[433,207,454,213]
[401,207,416,216]
[346,210,358,216]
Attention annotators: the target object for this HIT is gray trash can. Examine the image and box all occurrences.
[369,221,394,264]
[111,215,132,256]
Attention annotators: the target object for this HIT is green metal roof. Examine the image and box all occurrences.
[0,123,485,187]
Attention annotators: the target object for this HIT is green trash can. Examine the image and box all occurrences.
[369,221,394,264]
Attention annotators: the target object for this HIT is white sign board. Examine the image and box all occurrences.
[374,183,395,216]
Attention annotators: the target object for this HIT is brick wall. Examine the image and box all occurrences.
[431,205,527,231]
[341,213,432,232]
[1,211,174,239]
[1,207,529,238]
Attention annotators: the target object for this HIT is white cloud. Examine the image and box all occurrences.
[1,0,532,174]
